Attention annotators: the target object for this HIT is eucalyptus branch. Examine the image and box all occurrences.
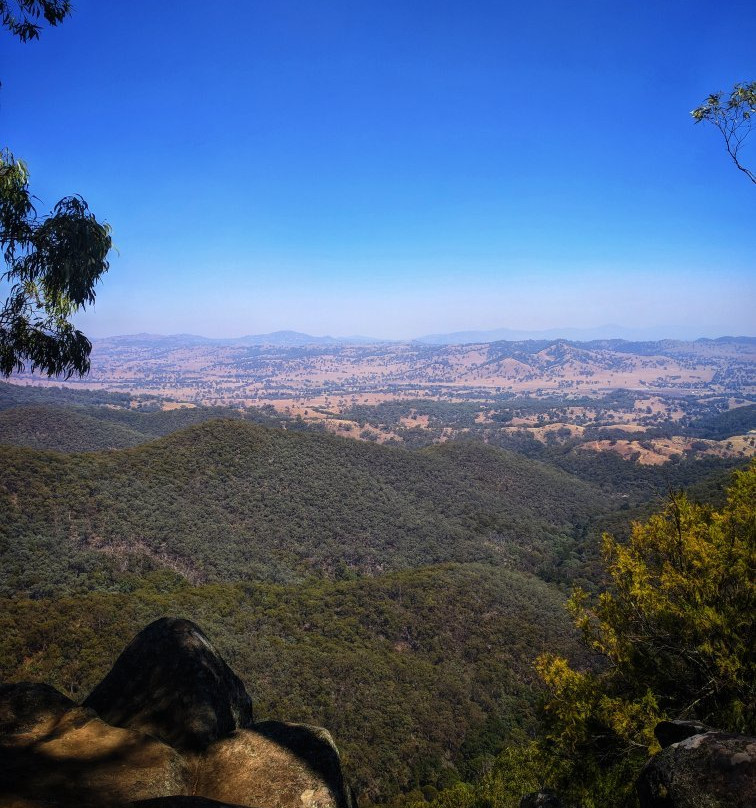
[692,81,756,184]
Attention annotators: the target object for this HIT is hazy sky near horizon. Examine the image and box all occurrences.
[2,0,754,339]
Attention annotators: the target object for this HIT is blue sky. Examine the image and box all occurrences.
[2,0,754,339]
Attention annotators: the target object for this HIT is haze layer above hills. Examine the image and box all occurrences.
[91,326,754,347]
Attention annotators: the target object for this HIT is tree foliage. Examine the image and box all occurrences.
[1,3,111,378]
[0,152,112,377]
[0,0,69,42]
[692,81,756,184]
[535,461,755,805]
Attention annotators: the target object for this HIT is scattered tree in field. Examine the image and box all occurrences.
[692,81,756,184]
[1,0,111,378]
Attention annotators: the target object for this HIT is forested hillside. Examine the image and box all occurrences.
[0,563,585,801]
[0,418,605,595]
[0,382,298,452]
[0,401,296,452]
[0,383,138,409]
[0,384,751,805]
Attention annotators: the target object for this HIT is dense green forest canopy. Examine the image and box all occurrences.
[0,417,608,595]
[0,563,585,801]
[0,382,752,805]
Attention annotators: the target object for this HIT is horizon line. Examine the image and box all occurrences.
[87,329,756,344]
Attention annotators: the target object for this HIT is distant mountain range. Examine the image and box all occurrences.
[98,330,383,348]
[413,325,753,345]
[95,326,754,349]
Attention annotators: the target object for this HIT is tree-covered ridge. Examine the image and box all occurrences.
[4,382,753,480]
[0,380,303,453]
[0,380,139,409]
[0,401,293,452]
[0,419,607,596]
[0,563,583,802]
[0,404,155,451]
[681,402,756,439]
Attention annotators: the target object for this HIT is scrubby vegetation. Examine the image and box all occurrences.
[403,461,755,808]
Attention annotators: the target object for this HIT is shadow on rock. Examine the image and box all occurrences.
[637,720,756,808]
[0,682,189,806]
[84,618,253,752]
[0,618,353,808]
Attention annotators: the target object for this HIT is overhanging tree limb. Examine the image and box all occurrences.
[0,152,112,377]
[692,81,756,184]
[0,0,70,42]
[1,1,112,378]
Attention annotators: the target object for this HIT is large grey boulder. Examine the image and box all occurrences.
[637,722,756,808]
[0,619,353,808]
[84,618,254,751]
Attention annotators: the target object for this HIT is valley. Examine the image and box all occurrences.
[1,335,754,805]
[21,334,755,405]
[11,334,756,466]
[2,3,753,804]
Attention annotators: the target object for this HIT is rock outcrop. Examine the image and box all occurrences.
[83,618,254,751]
[0,682,190,806]
[637,720,756,808]
[195,722,352,808]
[0,619,353,808]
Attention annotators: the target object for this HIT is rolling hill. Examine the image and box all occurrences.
[0,418,607,596]
[0,389,749,803]
[0,408,608,799]
[0,401,289,452]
